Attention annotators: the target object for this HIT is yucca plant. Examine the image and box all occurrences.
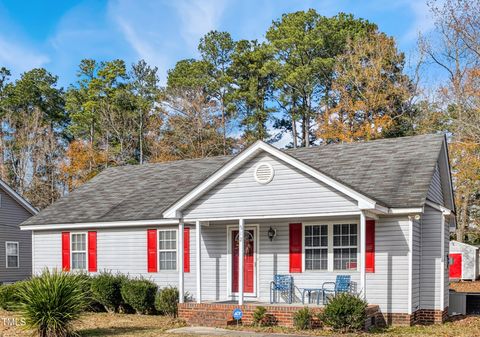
[16,269,89,337]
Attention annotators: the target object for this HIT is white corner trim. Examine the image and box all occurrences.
[21,219,179,231]
[162,141,377,218]
[0,180,38,215]
[440,214,446,310]
[407,216,414,315]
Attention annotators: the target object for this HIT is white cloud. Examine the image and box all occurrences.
[0,35,49,73]
[402,0,436,43]
[171,0,229,48]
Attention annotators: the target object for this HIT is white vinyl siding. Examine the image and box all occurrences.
[419,206,445,310]
[183,153,358,219]
[411,219,421,312]
[365,217,410,313]
[427,163,444,205]
[32,215,434,315]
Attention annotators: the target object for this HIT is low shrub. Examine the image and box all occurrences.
[155,286,179,317]
[121,278,157,314]
[252,306,267,326]
[90,272,125,313]
[16,269,88,337]
[293,307,312,330]
[252,306,276,326]
[0,283,22,311]
[321,292,367,332]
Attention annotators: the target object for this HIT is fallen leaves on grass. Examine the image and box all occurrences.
[450,281,480,293]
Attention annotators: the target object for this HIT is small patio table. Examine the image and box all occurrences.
[301,287,323,305]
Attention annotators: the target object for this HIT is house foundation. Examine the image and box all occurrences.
[178,302,381,329]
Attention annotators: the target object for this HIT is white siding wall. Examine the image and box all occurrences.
[420,206,446,310]
[365,217,410,313]
[411,219,421,312]
[183,153,358,219]
[33,216,415,315]
[443,213,449,309]
[427,163,444,205]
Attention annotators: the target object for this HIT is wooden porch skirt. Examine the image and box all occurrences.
[178,302,380,329]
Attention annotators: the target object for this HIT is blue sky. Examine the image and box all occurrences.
[0,0,436,87]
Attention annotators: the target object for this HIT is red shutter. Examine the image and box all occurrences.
[289,223,302,273]
[61,232,70,271]
[147,229,157,273]
[366,220,375,273]
[184,227,190,273]
[88,231,97,272]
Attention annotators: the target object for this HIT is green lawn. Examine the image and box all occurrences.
[0,310,478,337]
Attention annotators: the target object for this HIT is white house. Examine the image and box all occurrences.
[21,134,454,326]
[449,241,479,281]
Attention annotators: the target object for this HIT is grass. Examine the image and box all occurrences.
[0,310,479,337]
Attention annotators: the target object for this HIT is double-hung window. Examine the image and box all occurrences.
[333,224,358,270]
[71,233,87,270]
[304,225,328,271]
[158,229,177,270]
[6,242,19,268]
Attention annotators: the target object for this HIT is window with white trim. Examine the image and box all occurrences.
[333,224,358,270]
[304,225,328,270]
[158,229,177,270]
[71,233,87,270]
[6,242,18,268]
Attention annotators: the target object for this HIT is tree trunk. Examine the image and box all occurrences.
[457,191,469,242]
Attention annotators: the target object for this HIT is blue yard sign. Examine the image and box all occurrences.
[232,308,243,321]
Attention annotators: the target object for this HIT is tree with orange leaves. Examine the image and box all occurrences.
[317,32,414,143]
[60,140,107,192]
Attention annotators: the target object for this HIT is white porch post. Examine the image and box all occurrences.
[360,211,367,299]
[238,218,245,305]
[178,221,184,304]
[196,220,202,303]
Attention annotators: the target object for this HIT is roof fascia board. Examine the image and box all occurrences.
[163,141,377,218]
[387,207,424,214]
[0,180,38,215]
[21,218,179,231]
[441,137,456,212]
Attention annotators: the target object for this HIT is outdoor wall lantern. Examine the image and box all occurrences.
[267,226,277,241]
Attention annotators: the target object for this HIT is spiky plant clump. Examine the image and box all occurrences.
[16,269,88,337]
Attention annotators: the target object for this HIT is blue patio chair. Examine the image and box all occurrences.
[270,275,294,304]
[322,275,351,303]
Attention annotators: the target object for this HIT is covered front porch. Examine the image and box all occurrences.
[176,211,373,307]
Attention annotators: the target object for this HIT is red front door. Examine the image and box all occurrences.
[232,229,255,293]
[449,253,462,279]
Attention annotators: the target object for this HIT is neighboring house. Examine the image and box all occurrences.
[449,241,479,281]
[21,134,455,326]
[0,180,37,283]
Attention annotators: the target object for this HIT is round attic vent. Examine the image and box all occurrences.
[254,162,274,184]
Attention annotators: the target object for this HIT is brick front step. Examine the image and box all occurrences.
[178,302,380,329]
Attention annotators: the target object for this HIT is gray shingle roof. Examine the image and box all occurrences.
[22,133,446,226]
